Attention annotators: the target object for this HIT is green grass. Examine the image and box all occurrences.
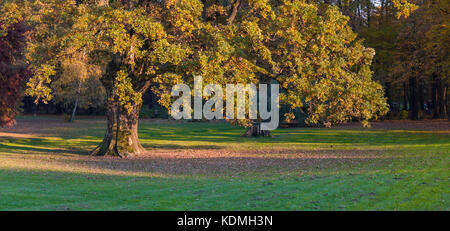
[0,116,448,210]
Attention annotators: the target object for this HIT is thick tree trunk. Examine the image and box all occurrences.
[91,53,147,157]
[91,100,145,157]
[242,122,271,137]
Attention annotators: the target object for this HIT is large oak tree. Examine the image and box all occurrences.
[21,0,388,157]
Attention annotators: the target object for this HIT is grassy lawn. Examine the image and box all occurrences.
[0,116,448,210]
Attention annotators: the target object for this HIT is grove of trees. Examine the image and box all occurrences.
[359,0,449,120]
[0,0,447,157]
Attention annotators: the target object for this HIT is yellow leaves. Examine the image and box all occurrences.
[0,1,27,36]
[113,69,142,115]
[204,4,228,21]
[392,0,418,18]
[150,39,191,65]
[247,0,275,19]
[52,57,105,110]
[284,112,295,123]
[19,0,389,129]
[25,64,56,104]
[152,73,185,109]
[132,17,166,40]
[164,0,203,34]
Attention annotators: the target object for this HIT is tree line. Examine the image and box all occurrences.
[357,0,448,120]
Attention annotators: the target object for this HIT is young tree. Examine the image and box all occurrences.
[51,55,106,122]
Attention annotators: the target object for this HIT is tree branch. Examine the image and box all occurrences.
[227,0,241,24]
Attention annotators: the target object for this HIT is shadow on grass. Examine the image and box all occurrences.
[0,137,97,156]
[142,144,222,150]
[0,143,88,155]
[1,117,448,156]
[138,124,446,146]
[0,137,224,156]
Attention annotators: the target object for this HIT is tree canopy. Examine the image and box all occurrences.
[4,0,429,156]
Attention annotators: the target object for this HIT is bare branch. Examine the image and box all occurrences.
[227,0,241,24]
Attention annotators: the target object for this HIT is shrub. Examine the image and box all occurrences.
[62,113,71,122]
[400,110,409,120]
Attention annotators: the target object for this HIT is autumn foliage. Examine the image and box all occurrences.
[0,21,30,127]
[0,0,447,157]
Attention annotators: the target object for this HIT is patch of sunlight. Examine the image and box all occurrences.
[0,156,180,179]
[0,132,44,139]
[390,130,450,134]
[382,144,450,149]
[0,142,67,151]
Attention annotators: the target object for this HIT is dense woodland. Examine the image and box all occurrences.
[0,0,448,156]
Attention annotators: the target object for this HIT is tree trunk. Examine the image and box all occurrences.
[409,77,419,120]
[403,82,408,111]
[91,99,145,157]
[437,81,447,118]
[418,80,424,113]
[385,81,391,110]
[447,85,450,120]
[227,0,241,24]
[91,53,146,157]
[69,79,82,122]
[432,76,437,117]
[434,76,448,119]
[69,97,79,123]
[242,122,271,137]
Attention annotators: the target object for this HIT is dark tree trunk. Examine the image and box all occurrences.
[409,77,419,120]
[242,122,271,137]
[91,97,145,157]
[432,76,437,117]
[433,76,448,119]
[418,80,425,114]
[447,86,450,120]
[91,54,146,157]
[403,82,408,111]
[437,81,447,118]
[385,81,393,113]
